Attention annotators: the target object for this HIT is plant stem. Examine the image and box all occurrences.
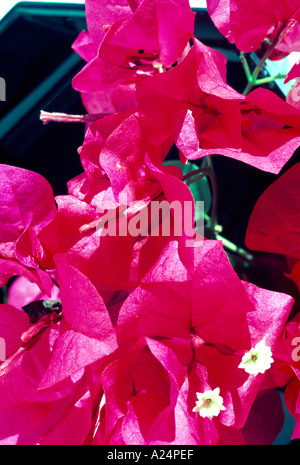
[240,52,252,81]
[255,73,286,86]
[182,167,211,182]
[215,233,254,262]
[241,22,288,95]
[185,172,208,187]
[182,160,218,231]
[205,156,218,230]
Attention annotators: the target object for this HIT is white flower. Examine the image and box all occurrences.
[192,387,226,420]
[238,340,274,376]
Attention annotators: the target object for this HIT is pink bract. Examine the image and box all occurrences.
[116,240,293,442]
[246,162,300,259]
[207,0,300,54]
[137,55,300,173]
[0,164,57,268]
[72,0,195,114]
[1,0,300,446]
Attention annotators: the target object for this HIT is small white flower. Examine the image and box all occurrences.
[192,387,226,420]
[238,340,274,376]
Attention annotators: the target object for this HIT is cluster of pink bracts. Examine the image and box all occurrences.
[2,0,300,445]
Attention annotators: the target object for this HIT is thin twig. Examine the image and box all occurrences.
[242,22,288,95]
[205,156,218,230]
[183,167,212,182]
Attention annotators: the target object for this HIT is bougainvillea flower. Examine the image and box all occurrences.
[135,37,243,163]
[72,0,195,114]
[0,164,57,269]
[0,259,120,443]
[99,111,194,207]
[3,0,300,446]
[117,239,293,436]
[136,36,243,110]
[238,340,274,375]
[38,258,118,389]
[253,27,300,62]
[77,109,134,185]
[38,105,199,291]
[0,300,99,445]
[69,97,197,226]
[37,186,129,295]
[260,313,300,440]
[168,361,284,445]
[38,194,100,270]
[246,162,300,259]
[72,4,134,115]
[38,170,129,290]
[192,387,226,419]
[99,338,270,445]
[36,165,177,291]
[99,282,288,445]
[206,0,300,54]
[241,150,300,441]
[44,216,167,292]
[99,337,182,445]
[79,0,132,50]
[99,113,158,204]
[136,39,300,174]
[0,258,53,297]
[45,160,195,291]
[0,254,121,444]
[97,0,195,68]
[194,86,300,173]
[176,86,299,174]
